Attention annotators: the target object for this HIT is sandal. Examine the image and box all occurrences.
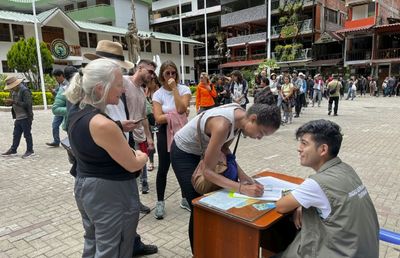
[148,163,154,171]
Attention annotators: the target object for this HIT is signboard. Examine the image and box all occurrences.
[50,39,70,59]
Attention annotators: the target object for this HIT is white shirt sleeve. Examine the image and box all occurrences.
[179,85,192,96]
[291,178,332,219]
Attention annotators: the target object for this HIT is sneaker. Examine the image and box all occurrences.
[140,202,150,214]
[21,150,34,159]
[328,111,331,116]
[46,142,59,147]
[154,201,165,220]
[180,198,191,212]
[1,149,17,156]
[142,181,149,194]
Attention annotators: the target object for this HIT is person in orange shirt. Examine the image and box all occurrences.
[196,72,217,114]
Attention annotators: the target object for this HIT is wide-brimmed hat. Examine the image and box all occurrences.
[83,40,134,70]
[298,72,305,77]
[5,75,23,90]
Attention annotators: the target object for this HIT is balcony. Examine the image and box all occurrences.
[271,0,315,13]
[375,48,400,60]
[66,4,115,23]
[316,53,343,60]
[346,50,372,61]
[229,53,266,62]
[226,32,266,47]
[221,5,266,28]
[271,48,312,61]
[271,19,313,38]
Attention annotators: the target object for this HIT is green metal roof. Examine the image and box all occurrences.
[0,8,203,45]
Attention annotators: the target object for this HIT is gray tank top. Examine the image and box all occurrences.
[174,104,243,155]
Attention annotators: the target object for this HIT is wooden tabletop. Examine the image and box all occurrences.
[193,171,304,229]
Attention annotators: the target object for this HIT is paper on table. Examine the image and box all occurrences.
[232,176,300,201]
[199,190,247,210]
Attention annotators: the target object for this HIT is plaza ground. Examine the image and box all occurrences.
[0,96,399,257]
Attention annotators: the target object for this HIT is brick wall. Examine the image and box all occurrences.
[378,0,400,24]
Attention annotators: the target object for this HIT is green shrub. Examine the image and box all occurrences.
[189,85,197,95]
[0,74,7,91]
[0,91,54,106]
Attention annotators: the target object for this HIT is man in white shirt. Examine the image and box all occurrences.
[275,120,379,257]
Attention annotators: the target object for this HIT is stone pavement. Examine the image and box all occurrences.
[0,95,399,258]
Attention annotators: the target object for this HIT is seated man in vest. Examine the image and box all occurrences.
[276,119,379,257]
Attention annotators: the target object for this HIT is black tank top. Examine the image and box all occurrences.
[69,104,135,181]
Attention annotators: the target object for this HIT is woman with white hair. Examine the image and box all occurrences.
[64,58,148,258]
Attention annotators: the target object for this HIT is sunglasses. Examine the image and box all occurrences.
[164,71,176,76]
[142,67,156,77]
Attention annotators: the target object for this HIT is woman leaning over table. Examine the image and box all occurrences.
[170,93,281,253]
[195,72,217,113]
[152,60,192,219]
[64,59,148,258]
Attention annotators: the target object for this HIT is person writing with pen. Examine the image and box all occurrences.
[170,92,281,253]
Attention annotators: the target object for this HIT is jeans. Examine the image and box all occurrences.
[312,90,322,106]
[11,118,33,152]
[52,115,63,144]
[170,141,201,253]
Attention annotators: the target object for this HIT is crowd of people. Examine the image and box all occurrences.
[1,40,381,257]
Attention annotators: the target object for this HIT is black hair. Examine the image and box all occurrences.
[52,69,64,77]
[254,87,275,105]
[64,66,78,81]
[247,103,281,129]
[295,119,343,157]
[138,59,157,69]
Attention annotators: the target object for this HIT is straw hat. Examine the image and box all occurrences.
[83,40,134,70]
[5,75,23,90]
[298,72,305,77]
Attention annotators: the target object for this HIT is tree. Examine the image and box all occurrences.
[7,37,53,90]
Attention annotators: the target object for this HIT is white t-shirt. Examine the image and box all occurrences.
[291,178,332,219]
[105,100,129,139]
[152,85,191,113]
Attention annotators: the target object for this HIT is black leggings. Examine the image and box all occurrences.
[155,125,171,201]
[170,140,201,253]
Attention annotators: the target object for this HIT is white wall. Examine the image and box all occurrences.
[114,0,150,31]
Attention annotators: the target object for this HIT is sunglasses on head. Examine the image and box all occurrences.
[164,71,176,76]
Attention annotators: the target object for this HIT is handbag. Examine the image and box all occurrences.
[191,111,241,194]
[329,82,338,95]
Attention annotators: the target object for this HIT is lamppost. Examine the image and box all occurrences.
[179,0,185,82]
[9,0,47,110]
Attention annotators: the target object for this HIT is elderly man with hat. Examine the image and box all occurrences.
[82,40,158,257]
[2,76,34,158]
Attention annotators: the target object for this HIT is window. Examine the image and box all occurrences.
[325,8,338,24]
[181,3,192,13]
[88,33,97,48]
[79,32,88,47]
[160,41,171,54]
[166,42,172,54]
[2,60,12,73]
[64,4,74,11]
[0,23,11,42]
[140,40,151,52]
[185,44,189,55]
[160,41,166,53]
[96,0,110,4]
[368,2,375,17]
[352,3,375,20]
[120,37,128,50]
[11,24,24,42]
[78,1,87,9]
[185,66,190,74]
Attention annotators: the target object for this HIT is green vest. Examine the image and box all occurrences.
[282,157,379,258]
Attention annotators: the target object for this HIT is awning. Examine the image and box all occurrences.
[219,59,264,69]
[336,25,373,34]
[374,23,400,33]
[307,58,343,67]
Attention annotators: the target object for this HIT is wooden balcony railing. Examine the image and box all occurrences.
[375,48,400,59]
[346,50,372,61]
[317,53,343,60]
